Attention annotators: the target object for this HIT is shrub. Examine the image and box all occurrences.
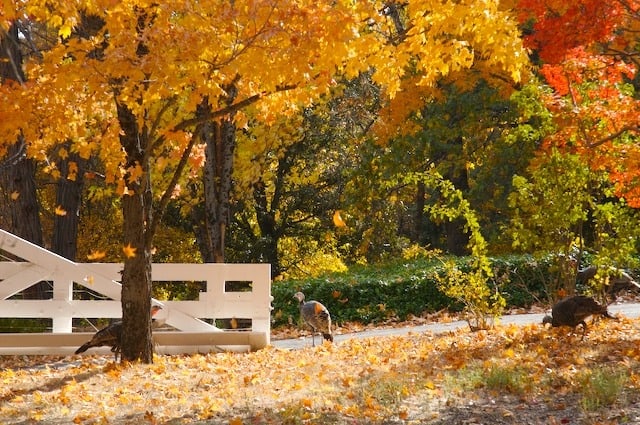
[271,258,455,328]
[0,318,51,333]
[272,254,555,328]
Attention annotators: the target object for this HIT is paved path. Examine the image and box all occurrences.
[272,302,640,350]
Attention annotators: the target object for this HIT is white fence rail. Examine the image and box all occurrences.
[0,229,272,355]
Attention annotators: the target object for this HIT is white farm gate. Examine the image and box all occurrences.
[0,229,272,355]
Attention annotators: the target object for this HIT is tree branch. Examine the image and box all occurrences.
[173,84,297,132]
[584,125,640,149]
[147,129,199,241]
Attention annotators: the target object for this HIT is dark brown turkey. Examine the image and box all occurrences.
[75,305,162,358]
[293,292,333,346]
[542,295,615,339]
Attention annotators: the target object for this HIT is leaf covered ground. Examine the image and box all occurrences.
[1,317,639,425]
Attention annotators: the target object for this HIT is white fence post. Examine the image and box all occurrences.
[51,278,73,333]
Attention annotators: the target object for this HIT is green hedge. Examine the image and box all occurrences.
[272,255,556,328]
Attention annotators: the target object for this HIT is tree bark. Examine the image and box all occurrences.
[51,145,86,260]
[0,23,47,298]
[190,201,215,263]
[109,7,159,363]
[413,181,426,243]
[443,140,471,256]
[0,22,24,83]
[0,142,42,246]
[117,100,154,363]
[198,86,238,263]
[253,179,281,277]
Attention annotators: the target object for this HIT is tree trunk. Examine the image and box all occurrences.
[117,101,154,363]
[444,218,470,256]
[0,143,47,299]
[443,148,471,256]
[0,22,24,83]
[108,7,159,363]
[253,179,281,277]
[190,201,215,263]
[413,181,426,243]
[51,145,86,260]
[198,87,237,263]
[0,142,42,247]
[0,24,47,298]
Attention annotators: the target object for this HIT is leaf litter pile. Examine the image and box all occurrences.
[1,318,640,424]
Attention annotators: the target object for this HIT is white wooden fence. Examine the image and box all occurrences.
[0,228,272,355]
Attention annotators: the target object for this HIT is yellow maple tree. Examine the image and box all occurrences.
[0,0,528,363]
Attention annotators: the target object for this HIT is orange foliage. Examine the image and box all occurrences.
[519,0,640,206]
[518,0,625,63]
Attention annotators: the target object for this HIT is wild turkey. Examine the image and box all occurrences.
[293,292,333,346]
[577,265,640,298]
[542,295,615,339]
[75,305,162,358]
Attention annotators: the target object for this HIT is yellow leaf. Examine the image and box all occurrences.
[10,191,19,200]
[127,163,144,184]
[55,205,67,216]
[229,417,243,425]
[332,210,347,228]
[87,251,106,261]
[67,161,78,181]
[122,243,137,258]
